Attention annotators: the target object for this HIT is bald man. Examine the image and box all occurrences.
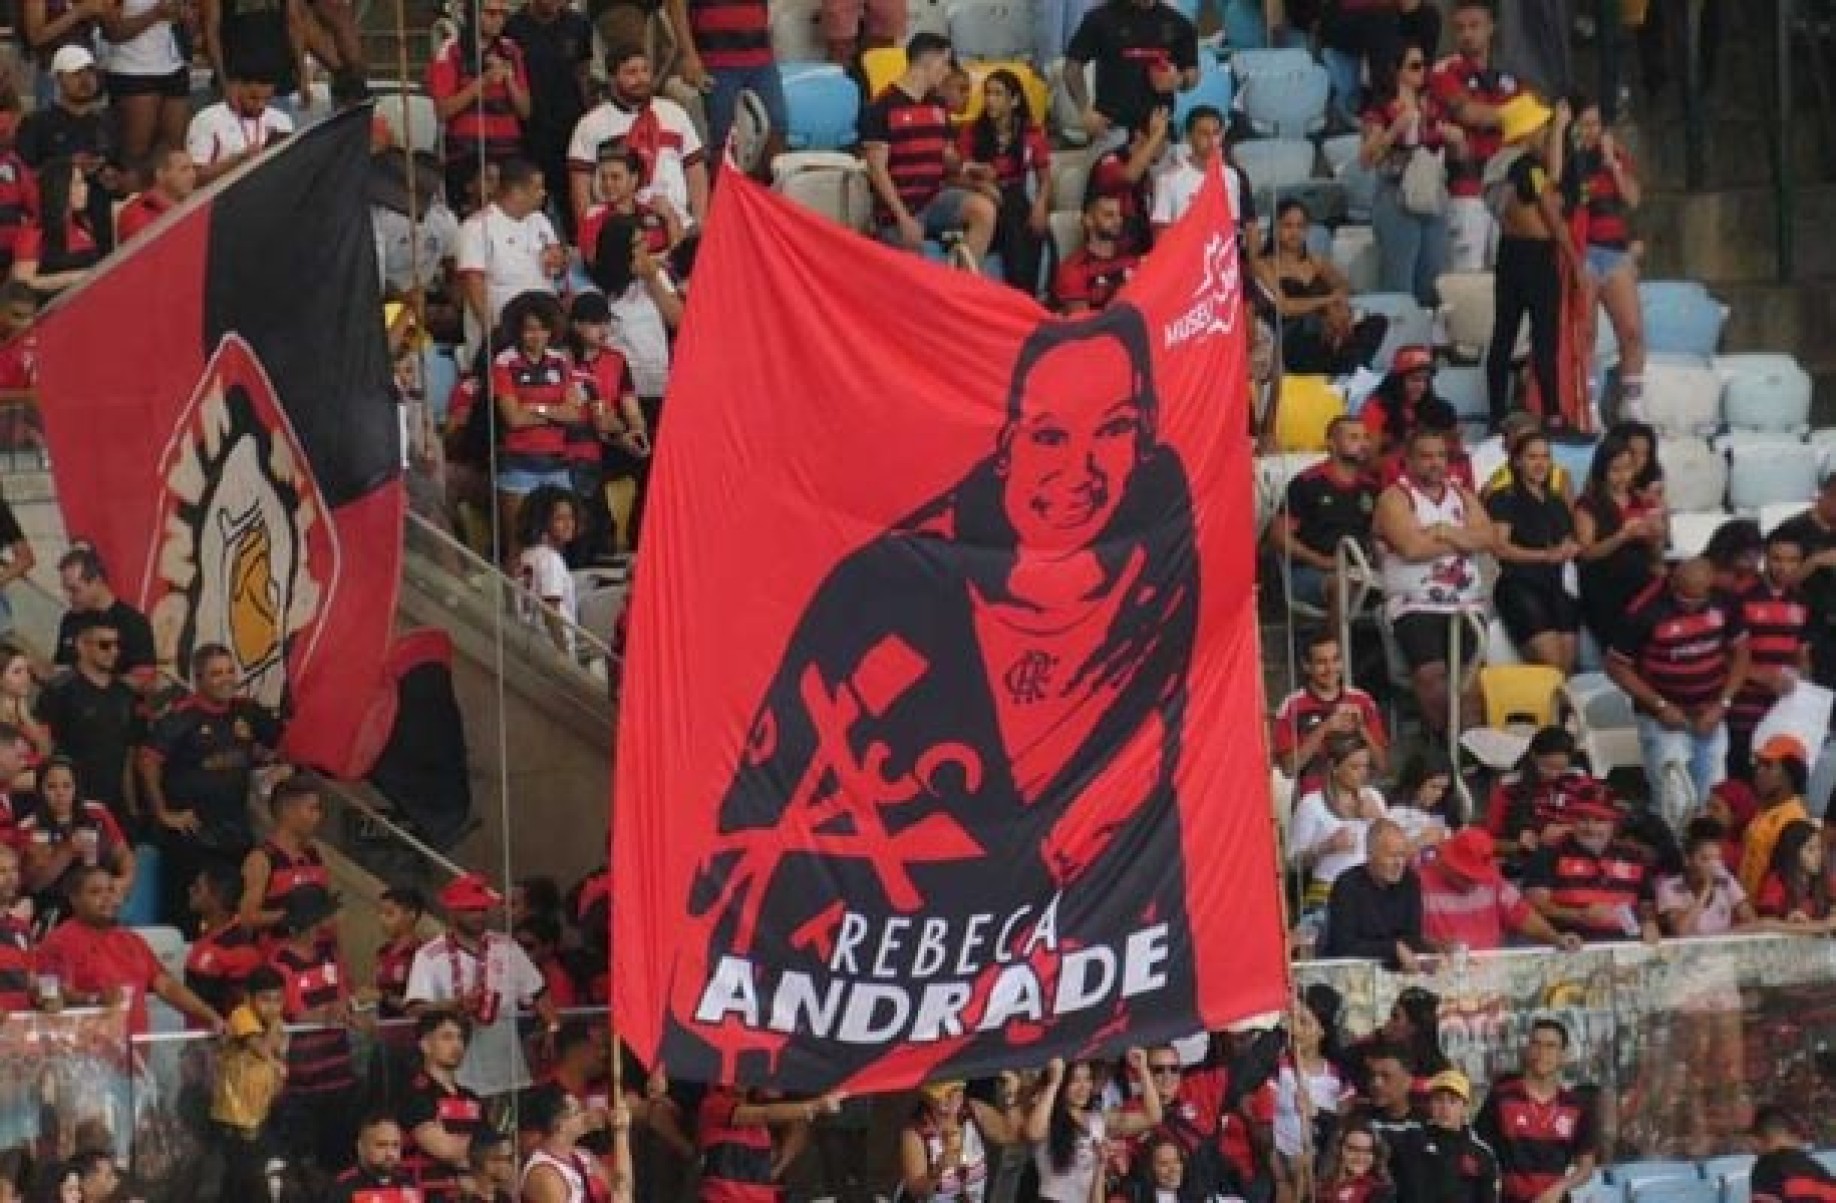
[1607,556,1750,825]
[1319,819,1428,971]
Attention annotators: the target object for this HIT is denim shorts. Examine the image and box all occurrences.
[1587,244,1632,280]
[496,465,573,495]
[877,187,975,246]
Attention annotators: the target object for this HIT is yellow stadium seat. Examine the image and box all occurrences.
[957,61,1051,128]
[862,47,906,101]
[1479,664,1565,731]
[1272,375,1344,453]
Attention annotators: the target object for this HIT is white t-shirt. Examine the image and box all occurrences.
[567,97,703,223]
[102,0,184,75]
[518,544,578,654]
[1289,788,1387,887]
[455,203,560,353]
[186,102,294,167]
[605,272,676,399]
[373,202,461,295]
[1032,1111,1106,1203]
[1272,1060,1348,1157]
[405,931,547,1096]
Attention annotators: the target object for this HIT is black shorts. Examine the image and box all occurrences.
[107,68,190,99]
[1495,575,1581,645]
[1393,610,1481,672]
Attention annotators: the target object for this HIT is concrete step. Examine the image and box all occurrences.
[1625,116,1836,192]
[1638,182,1836,284]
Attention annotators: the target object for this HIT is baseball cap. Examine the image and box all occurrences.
[1757,734,1809,765]
[1427,1069,1471,1102]
[51,45,95,75]
[1391,345,1435,376]
[439,872,504,913]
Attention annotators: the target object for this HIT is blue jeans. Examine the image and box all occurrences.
[1636,713,1727,828]
[1372,178,1448,308]
[1321,47,1363,128]
[706,62,789,162]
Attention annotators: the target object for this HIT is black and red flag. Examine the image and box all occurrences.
[614,160,1288,1092]
[36,110,404,779]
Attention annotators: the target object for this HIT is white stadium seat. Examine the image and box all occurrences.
[1729,440,1821,513]
[1436,271,1495,359]
[1717,352,1813,433]
[1656,436,1728,512]
[1643,353,1723,436]
[1668,510,1731,559]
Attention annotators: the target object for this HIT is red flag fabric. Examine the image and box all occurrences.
[35,111,404,779]
[614,162,1287,1091]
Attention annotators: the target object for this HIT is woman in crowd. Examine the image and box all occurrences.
[19,757,133,929]
[1024,1054,1161,1203]
[1617,419,1667,517]
[1704,779,1759,873]
[0,645,49,767]
[517,486,582,656]
[1385,747,1454,852]
[1704,518,1763,596]
[1574,429,1664,651]
[577,140,681,266]
[1483,725,1590,875]
[1486,431,1582,672]
[1270,996,1351,1203]
[897,1076,1022,1203]
[97,0,189,164]
[10,158,107,298]
[1318,1117,1394,1203]
[1359,42,1460,306]
[1382,985,1451,1088]
[1256,200,1389,378]
[958,69,1052,294]
[1358,345,1444,458]
[1289,735,1388,913]
[1755,820,1836,924]
[490,291,581,565]
[519,1088,606,1203]
[1563,93,1647,417]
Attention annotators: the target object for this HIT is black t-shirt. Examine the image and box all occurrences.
[401,1070,488,1198]
[1752,1148,1836,1203]
[145,696,282,850]
[506,9,593,137]
[1485,483,1573,589]
[1285,461,1378,558]
[38,671,144,811]
[1066,0,1198,131]
[1775,512,1836,683]
[15,106,113,169]
[326,1166,422,1203]
[54,598,157,675]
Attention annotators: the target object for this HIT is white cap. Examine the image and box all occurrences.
[50,45,95,75]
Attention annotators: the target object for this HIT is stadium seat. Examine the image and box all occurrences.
[1570,1173,1615,1203]
[1760,502,1809,533]
[1549,436,1598,488]
[1303,222,1331,260]
[1273,375,1345,453]
[1240,65,1331,137]
[954,60,1050,127]
[1050,151,1093,214]
[1436,365,1488,427]
[1484,616,1524,667]
[947,0,1033,60]
[1669,510,1731,558]
[862,46,906,99]
[1353,292,1433,372]
[1255,452,1326,536]
[1643,353,1724,436]
[1223,0,1269,48]
[1559,672,1644,776]
[772,152,874,232]
[1656,436,1728,512]
[1729,440,1820,513]
[769,0,826,62]
[779,64,860,150]
[1047,209,1084,268]
[134,925,189,981]
[1436,271,1496,359]
[1480,664,1564,730]
[1232,137,1316,206]
[1609,1161,1703,1191]
[1718,352,1813,433]
[1640,280,1727,355]
[1626,1183,1716,1203]
[1330,225,1380,293]
[906,0,950,37]
[1229,47,1315,81]
[1702,1155,1756,1191]
[120,843,160,926]
[1174,56,1235,127]
[1710,429,1802,455]
[422,346,459,423]
[374,90,439,156]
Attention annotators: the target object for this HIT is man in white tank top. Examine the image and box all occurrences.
[1374,427,1495,733]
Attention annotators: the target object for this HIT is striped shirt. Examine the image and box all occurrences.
[1474,1075,1597,1203]
[271,943,357,1095]
[427,35,529,168]
[490,347,572,470]
[1732,578,1807,730]
[688,0,772,69]
[1609,589,1746,712]
[1523,835,1653,941]
[860,84,951,221]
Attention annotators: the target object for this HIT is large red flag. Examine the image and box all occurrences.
[614,162,1287,1091]
[36,111,405,779]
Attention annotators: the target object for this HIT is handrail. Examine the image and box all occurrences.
[331,781,472,880]
[403,509,619,666]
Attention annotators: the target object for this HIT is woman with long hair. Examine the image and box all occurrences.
[1754,819,1836,925]
[1289,735,1388,911]
[1483,725,1590,873]
[427,0,530,207]
[97,0,189,164]
[1385,745,1454,852]
[1256,199,1389,377]
[1359,42,1460,306]
[1573,430,1664,650]
[1563,92,1646,417]
[19,757,134,930]
[897,1076,1022,1203]
[958,69,1052,294]
[0,644,50,766]
[1318,1117,1395,1203]
[10,157,108,297]
[1270,998,1352,1203]
[1486,431,1581,671]
[1023,1054,1161,1203]
[1382,985,1451,1086]
[516,484,582,655]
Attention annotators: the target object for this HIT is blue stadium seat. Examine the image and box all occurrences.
[1718,352,1813,433]
[1436,364,1488,426]
[780,64,862,151]
[1174,55,1234,126]
[946,0,1033,61]
[1548,436,1598,489]
[1231,137,1316,195]
[1815,1151,1836,1176]
[1626,1182,1717,1203]
[1228,46,1315,82]
[1222,0,1269,48]
[1640,280,1727,355]
[422,345,460,424]
[120,843,161,927]
[1609,1161,1702,1191]
[1703,1154,1755,1203]
[1352,291,1433,371]
[1240,64,1331,137]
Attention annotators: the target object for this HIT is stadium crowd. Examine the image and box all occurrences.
[0,0,1828,1198]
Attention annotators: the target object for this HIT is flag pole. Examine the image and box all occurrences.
[393,0,423,312]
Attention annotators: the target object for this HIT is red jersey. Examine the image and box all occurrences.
[0,912,32,1011]
[1474,1074,1597,1203]
[1523,834,1654,941]
[698,1087,777,1203]
[1428,52,1523,197]
[687,0,771,69]
[255,838,331,922]
[577,198,670,261]
[1568,146,1635,250]
[271,942,356,1095]
[490,346,572,469]
[0,153,38,263]
[13,215,97,266]
[426,35,529,168]
[375,935,419,1017]
[956,122,1050,191]
[1086,147,1151,245]
[1731,578,1808,732]
[0,329,36,395]
[860,84,951,220]
[401,1069,487,1202]
[1054,245,1139,312]
[184,917,263,1022]
[116,188,176,242]
[1270,685,1385,794]
[36,919,165,1032]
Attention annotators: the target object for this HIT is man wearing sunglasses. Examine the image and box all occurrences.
[40,611,144,832]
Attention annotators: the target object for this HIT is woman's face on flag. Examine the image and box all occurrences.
[1002,337,1142,554]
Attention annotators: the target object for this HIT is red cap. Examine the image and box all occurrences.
[439,872,503,913]
[1564,779,1621,823]
[1434,827,1501,885]
[1757,734,1809,765]
[1391,345,1434,376]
